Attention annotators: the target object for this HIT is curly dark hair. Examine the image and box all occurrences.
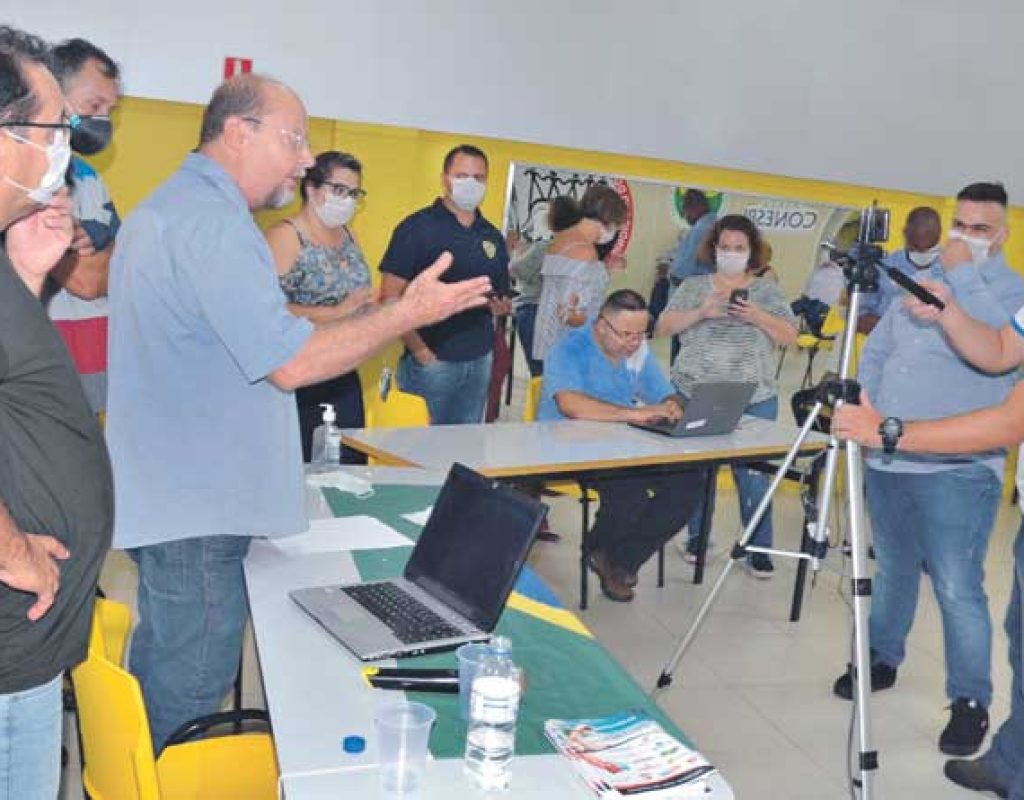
[696,214,767,272]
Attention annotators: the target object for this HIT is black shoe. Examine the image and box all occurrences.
[944,757,1008,798]
[832,661,897,700]
[940,699,990,756]
[745,553,774,579]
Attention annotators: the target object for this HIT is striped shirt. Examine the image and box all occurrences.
[666,275,796,404]
[47,156,120,415]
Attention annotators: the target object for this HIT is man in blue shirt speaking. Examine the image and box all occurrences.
[540,290,702,601]
[106,74,491,750]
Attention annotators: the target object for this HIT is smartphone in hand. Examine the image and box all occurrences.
[729,288,749,306]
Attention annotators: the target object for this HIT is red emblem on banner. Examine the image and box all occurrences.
[223,57,253,79]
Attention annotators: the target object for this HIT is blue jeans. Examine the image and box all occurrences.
[686,396,778,553]
[866,465,1000,705]
[397,350,493,425]
[0,674,61,800]
[983,519,1024,798]
[129,535,252,752]
[514,303,543,377]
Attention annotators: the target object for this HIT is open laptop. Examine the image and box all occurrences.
[290,463,546,661]
[629,381,757,438]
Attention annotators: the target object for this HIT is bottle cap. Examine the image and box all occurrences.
[342,735,366,754]
[320,403,336,424]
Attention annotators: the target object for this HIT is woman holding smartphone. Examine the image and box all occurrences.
[656,214,798,576]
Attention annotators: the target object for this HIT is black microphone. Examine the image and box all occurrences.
[882,266,946,310]
[818,241,945,310]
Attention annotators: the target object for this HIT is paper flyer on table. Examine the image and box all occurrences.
[270,516,409,556]
[545,710,717,798]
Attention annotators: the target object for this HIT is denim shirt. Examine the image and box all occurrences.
[669,212,716,282]
[860,253,1024,476]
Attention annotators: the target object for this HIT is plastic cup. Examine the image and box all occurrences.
[456,643,494,720]
[374,701,436,798]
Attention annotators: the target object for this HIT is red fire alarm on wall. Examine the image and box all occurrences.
[223,57,253,79]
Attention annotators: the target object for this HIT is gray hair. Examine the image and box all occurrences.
[0,25,51,124]
[198,74,287,146]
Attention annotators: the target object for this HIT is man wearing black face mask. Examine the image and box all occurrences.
[46,38,122,417]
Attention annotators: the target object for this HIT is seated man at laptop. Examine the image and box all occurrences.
[538,290,703,601]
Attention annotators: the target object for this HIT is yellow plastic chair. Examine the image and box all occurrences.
[72,599,278,800]
[364,387,430,429]
[362,386,430,465]
[525,378,666,608]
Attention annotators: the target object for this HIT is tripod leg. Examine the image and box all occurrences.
[655,408,823,691]
[845,441,878,797]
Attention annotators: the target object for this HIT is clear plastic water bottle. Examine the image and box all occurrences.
[463,649,520,791]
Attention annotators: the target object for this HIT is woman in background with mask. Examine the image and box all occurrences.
[656,214,798,576]
[266,150,374,463]
[532,184,628,364]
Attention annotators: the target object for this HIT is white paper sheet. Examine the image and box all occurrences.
[304,471,374,497]
[402,506,433,526]
[270,516,410,556]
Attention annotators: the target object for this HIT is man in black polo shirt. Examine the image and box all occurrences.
[0,26,114,797]
[381,144,510,424]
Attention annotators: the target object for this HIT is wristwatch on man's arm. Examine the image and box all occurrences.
[879,416,904,454]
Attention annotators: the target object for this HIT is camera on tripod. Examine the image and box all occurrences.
[825,202,946,311]
[822,203,890,293]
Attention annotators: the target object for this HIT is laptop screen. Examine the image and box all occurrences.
[404,463,545,631]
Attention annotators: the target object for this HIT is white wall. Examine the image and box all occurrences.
[8,0,1022,197]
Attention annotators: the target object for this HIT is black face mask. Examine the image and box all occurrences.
[70,115,113,155]
[595,229,621,261]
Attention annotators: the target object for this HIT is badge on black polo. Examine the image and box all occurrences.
[482,240,497,259]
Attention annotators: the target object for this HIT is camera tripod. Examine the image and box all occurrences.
[653,243,887,798]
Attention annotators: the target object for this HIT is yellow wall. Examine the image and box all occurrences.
[90,95,1024,403]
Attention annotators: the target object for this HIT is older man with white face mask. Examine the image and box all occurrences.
[105,74,492,751]
[0,26,114,800]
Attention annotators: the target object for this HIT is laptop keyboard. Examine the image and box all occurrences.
[342,582,463,644]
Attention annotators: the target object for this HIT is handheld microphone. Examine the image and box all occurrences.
[818,241,945,310]
[882,266,946,310]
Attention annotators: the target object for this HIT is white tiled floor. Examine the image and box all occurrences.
[61,339,1016,798]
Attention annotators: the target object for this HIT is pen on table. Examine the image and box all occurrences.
[361,667,459,693]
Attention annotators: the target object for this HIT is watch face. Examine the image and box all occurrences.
[882,418,902,437]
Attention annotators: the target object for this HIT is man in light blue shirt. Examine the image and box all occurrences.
[540,290,702,602]
[857,206,942,333]
[669,189,716,285]
[831,182,1024,758]
[668,189,716,361]
[106,74,491,750]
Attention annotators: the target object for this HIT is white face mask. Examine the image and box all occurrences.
[3,128,71,205]
[597,224,617,245]
[450,177,486,211]
[716,249,749,275]
[314,195,357,228]
[949,229,992,266]
[624,338,649,373]
[907,245,941,268]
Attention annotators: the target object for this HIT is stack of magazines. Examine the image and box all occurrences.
[544,710,718,798]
